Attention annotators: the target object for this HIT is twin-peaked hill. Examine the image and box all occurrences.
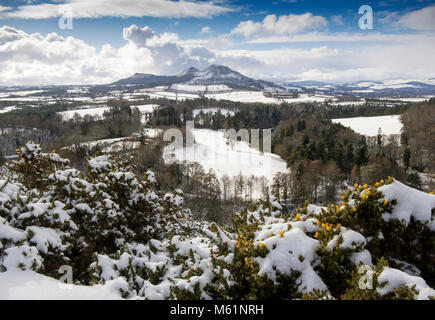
[110,64,285,91]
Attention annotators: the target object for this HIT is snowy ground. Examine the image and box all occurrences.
[193,108,236,117]
[170,84,230,92]
[377,97,432,103]
[130,104,160,123]
[0,106,17,114]
[204,91,279,104]
[330,100,366,106]
[163,128,288,196]
[283,94,333,104]
[0,271,126,300]
[332,115,403,137]
[57,106,110,121]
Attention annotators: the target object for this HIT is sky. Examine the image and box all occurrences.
[0,0,435,86]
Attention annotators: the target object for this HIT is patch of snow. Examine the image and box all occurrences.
[0,271,128,300]
[378,179,435,227]
[332,115,403,136]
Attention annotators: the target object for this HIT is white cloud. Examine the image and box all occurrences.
[243,32,434,44]
[217,39,435,83]
[1,24,435,86]
[397,5,435,31]
[0,0,234,19]
[0,25,216,85]
[200,26,211,34]
[0,5,12,13]
[331,15,344,26]
[231,13,328,37]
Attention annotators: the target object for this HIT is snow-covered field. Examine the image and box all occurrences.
[0,106,17,114]
[170,84,230,92]
[283,94,333,104]
[163,129,288,193]
[57,106,110,121]
[130,104,159,123]
[332,115,403,136]
[204,91,282,104]
[130,104,159,114]
[330,100,366,106]
[150,91,198,101]
[205,91,332,104]
[193,108,236,117]
[377,97,432,103]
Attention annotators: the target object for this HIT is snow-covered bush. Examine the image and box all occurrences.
[1,142,193,285]
[1,142,434,300]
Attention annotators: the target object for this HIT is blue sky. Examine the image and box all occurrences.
[0,0,434,85]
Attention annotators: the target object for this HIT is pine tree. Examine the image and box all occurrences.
[403,147,411,170]
[0,146,4,165]
[356,137,369,166]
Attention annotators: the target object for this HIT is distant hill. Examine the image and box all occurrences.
[110,64,285,91]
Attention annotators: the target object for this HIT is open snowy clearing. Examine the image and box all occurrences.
[0,106,17,114]
[170,84,230,92]
[57,106,110,121]
[193,108,236,117]
[205,91,279,104]
[283,94,333,104]
[330,100,366,106]
[377,97,432,103]
[163,128,288,184]
[332,115,403,137]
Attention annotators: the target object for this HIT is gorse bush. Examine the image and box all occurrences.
[0,142,434,300]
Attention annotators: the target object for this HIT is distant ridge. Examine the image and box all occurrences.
[110,64,285,91]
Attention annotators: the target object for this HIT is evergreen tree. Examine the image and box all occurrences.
[355,137,369,166]
[403,147,411,170]
[0,146,4,165]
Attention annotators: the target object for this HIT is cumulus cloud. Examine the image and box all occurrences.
[0,25,216,85]
[218,38,435,83]
[0,24,435,86]
[330,15,344,26]
[200,26,211,34]
[397,5,435,31]
[0,6,11,13]
[0,0,234,19]
[231,13,328,38]
[122,24,215,74]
